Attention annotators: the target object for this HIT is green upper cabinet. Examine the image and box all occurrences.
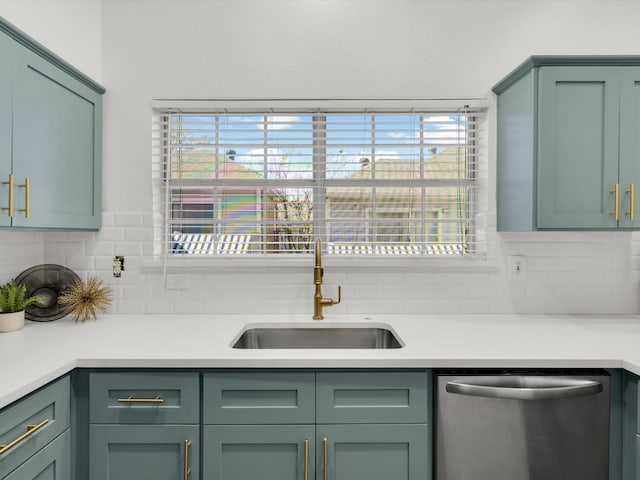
[0,31,15,228]
[493,56,640,231]
[0,17,104,230]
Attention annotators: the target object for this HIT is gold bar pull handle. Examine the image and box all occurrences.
[323,437,328,480]
[18,177,29,218]
[304,439,309,480]
[1,174,14,218]
[117,395,165,404]
[626,183,636,220]
[610,183,620,221]
[0,419,49,454]
[183,439,191,480]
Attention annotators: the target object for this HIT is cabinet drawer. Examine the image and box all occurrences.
[3,429,70,480]
[89,371,199,424]
[203,372,315,424]
[0,375,70,479]
[316,371,429,424]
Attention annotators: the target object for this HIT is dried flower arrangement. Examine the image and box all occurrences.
[59,276,112,322]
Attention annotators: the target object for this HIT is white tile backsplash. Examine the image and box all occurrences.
[0,215,634,315]
[0,230,45,278]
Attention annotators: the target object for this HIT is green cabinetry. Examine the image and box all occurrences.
[493,56,640,231]
[203,371,316,480]
[3,430,70,480]
[204,424,315,480]
[0,33,11,227]
[0,17,104,230]
[317,424,427,480]
[0,375,70,480]
[621,370,640,480]
[88,371,200,480]
[203,370,430,480]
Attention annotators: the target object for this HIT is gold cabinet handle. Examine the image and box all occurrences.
[626,183,636,220]
[183,439,191,480]
[18,177,29,219]
[610,183,620,221]
[1,174,13,218]
[304,439,309,480]
[117,395,165,404]
[0,419,49,454]
[323,437,328,480]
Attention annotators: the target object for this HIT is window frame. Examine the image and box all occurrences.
[151,99,489,267]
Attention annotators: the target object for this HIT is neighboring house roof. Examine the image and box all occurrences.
[327,147,469,202]
[170,154,286,203]
[171,154,264,180]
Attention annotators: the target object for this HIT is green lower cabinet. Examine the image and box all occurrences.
[317,424,429,480]
[203,424,429,480]
[203,425,315,480]
[89,425,199,480]
[4,429,70,480]
[636,435,640,480]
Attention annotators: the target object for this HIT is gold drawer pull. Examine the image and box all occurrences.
[183,439,191,480]
[18,177,29,219]
[1,174,14,218]
[626,183,636,220]
[610,183,620,221]
[117,395,165,404]
[323,437,328,480]
[0,419,49,455]
[304,439,309,480]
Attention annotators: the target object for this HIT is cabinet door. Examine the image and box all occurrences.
[4,429,70,480]
[0,375,70,478]
[89,425,199,480]
[11,45,101,229]
[316,424,429,480]
[0,32,14,228]
[203,424,315,480]
[537,66,620,229]
[618,68,640,229]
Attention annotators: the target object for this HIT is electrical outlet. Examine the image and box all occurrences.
[509,255,526,281]
[113,256,124,278]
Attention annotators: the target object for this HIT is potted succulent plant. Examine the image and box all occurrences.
[0,279,42,332]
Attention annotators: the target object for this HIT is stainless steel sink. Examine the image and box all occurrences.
[232,325,403,349]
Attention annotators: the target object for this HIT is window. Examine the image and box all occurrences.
[153,103,486,259]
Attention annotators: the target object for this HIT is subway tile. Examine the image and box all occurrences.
[114,212,144,227]
[2,208,638,315]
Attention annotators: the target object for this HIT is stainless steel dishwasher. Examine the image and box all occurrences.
[434,369,610,480]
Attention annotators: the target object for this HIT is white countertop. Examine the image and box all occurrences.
[1,313,639,408]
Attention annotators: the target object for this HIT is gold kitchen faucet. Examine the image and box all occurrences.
[313,239,341,320]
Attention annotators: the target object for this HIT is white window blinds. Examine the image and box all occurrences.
[153,105,486,258]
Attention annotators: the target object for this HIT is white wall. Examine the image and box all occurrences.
[2,0,640,315]
[0,0,103,81]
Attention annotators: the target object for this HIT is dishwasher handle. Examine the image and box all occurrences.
[445,377,603,401]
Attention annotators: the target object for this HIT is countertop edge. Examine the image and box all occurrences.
[1,313,638,409]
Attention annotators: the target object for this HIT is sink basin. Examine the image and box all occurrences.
[232,325,403,349]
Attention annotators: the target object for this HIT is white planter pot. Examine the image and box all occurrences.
[0,311,25,332]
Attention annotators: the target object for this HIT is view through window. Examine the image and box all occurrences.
[156,108,484,257]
